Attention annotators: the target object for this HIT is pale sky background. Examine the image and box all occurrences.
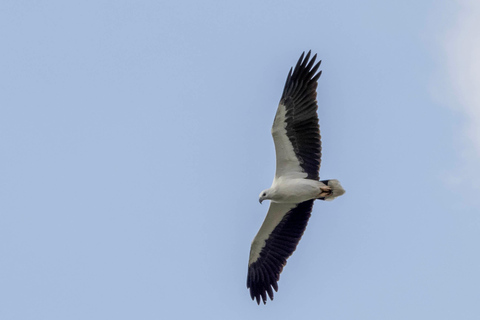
[1,1,480,319]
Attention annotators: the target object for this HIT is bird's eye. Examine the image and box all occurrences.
[263,193,266,197]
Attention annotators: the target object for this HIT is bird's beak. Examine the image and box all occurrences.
[259,199,263,204]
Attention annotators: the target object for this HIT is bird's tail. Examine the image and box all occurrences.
[318,179,345,201]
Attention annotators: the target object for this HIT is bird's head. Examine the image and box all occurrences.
[258,189,270,204]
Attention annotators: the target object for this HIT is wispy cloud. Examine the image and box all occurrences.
[439,0,480,201]
[444,0,480,152]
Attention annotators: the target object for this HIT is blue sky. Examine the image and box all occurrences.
[1,1,479,319]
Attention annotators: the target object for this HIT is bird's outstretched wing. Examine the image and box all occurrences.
[247,52,323,304]
[271,51,322,180]
[247,200,314,304]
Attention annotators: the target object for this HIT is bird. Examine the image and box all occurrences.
[247,51,345,304]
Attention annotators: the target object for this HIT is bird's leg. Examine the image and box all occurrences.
[318,185,332,198]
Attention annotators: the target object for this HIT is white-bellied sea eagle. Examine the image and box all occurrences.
[247,51,345,304]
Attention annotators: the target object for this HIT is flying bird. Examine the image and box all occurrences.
[247,51,345,304]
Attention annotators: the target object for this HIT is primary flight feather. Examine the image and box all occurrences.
[247,51,345,304]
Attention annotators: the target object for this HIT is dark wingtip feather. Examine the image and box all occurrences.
[281,51,322,101]
[293,51,305,76]
[304,51,311,65]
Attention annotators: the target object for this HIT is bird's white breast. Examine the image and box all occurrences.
[270,177,321,203]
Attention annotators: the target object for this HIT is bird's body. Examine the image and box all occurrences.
[265,177,327,204]
[247,51,345,304]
